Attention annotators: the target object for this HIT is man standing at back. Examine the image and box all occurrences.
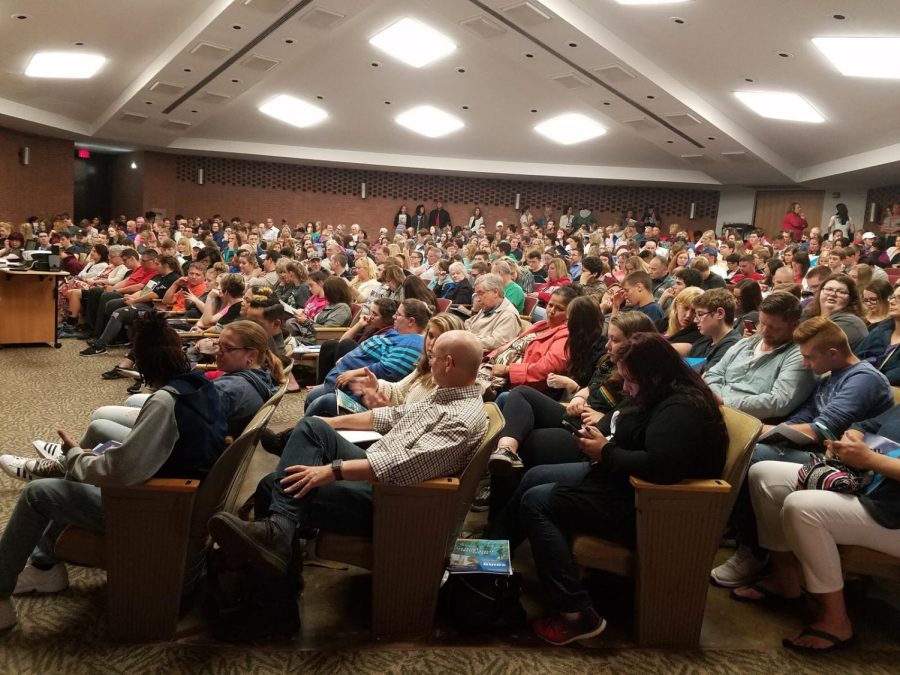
[428,201,451,230]
[209,330,489,578]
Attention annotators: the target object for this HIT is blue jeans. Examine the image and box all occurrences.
[0,479,105,598]
[304,393,338,418]
[486,462,593,613]
[303,383,335,415]
[268,417,373,536]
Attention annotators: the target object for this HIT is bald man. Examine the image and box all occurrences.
[210,330,489,577]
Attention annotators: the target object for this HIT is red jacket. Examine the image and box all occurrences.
[491,321,570,390]
[534,277,572,304]
[781,212,807,240]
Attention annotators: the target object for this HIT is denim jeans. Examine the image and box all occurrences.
[486,462,592,613]
[268,417,372,537]
[304,393,338,418]
[303,383,335,414]
[0,479,104,598]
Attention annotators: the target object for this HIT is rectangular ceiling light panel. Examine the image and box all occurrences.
[369,18,456,68]
[535,113,607,145]
[259,94,328,128]
[734,91,825,123]
[813,37,900,79]
[25,52,106,78]
[395,105,464,138]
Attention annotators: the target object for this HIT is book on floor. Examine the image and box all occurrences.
[447,539,512,575]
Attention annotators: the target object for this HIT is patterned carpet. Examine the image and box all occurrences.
[1,340,899,673]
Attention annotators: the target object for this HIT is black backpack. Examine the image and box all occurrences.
[440,572,527,632]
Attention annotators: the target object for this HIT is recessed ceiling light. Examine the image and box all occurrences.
[734,90,825,123]
[395,105,463,138]
[369,18,456,68]
[259,94,328,128]
[833,14,846,20]
[534,112,607,145]
[672,17,685,24]
[615,0,689,4]
[524,52,535,58]
[11,14,29,20]
[25,51,106,78]
[813,37,900,79]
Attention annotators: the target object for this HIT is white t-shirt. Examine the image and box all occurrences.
[827,215,853,237]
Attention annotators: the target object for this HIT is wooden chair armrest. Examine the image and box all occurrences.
[410,477,460,491]
[315,327,350,336]
[630,477,731,493]
[111,478,200,493]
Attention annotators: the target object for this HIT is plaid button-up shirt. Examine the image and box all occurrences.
[368,385,488,486]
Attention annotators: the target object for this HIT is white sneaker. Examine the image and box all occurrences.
[0,598,16,631]
[0,455,65,482]
[32,440,64,461]
[710,546,769,588]
[13,563,69,595]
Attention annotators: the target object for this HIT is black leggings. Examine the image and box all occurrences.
[316,339,359,383]
[489,386,586,521]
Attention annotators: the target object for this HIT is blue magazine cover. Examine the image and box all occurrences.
[448,539,512,575]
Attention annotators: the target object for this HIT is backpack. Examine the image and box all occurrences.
[158,372,227,479]
[439,572,526,632]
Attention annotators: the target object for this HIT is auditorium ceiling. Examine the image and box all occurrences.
[1,0,899,188]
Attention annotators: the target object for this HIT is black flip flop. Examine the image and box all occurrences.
[782,626,855,652]
[729,582,804,606]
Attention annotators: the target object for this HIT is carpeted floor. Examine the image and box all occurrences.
[1,340,900,673]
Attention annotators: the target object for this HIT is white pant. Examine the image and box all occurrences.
[751,461,900,593]
[78,396,148,448]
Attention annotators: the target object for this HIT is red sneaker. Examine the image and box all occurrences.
[533,607,607,646]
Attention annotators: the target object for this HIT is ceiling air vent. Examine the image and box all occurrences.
[665,112,702,127]
[551,73,589,90]
[198,91,231,104]
[593,64,636,83]
[298,7,346,29]
[721,151,752,163]
[161,119,192,131]
[502,2,551,25]
[460,15,507,39]
[623,118,658,132]
[190,42,231,59]
[118,112,148,124]
[149,81,184,95]
[242,0,289,12]
[240,54,281,72]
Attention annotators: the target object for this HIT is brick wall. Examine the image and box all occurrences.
[143,152,720,233]
[0,127,73,224]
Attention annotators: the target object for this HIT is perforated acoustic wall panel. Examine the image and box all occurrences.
[140,152,720,231]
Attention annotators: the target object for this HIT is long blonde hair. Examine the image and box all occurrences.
[666,287,704,337]
[220,320,286,384]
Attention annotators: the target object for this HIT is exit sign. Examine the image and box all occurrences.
[77,149,91,159]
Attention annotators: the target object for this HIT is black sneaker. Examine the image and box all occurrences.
[260,428,292,457]
[126,381,142,395]
[471,484,490,512]
[79,344,107,356]
[208,513,292,578]
[488,447,524,476]
[101,367,125,380]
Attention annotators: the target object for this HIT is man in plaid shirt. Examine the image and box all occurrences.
[210,330,488,577]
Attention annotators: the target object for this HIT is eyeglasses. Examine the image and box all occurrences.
[694,310,711,320]
[821,286,849,296]
[216,342,251,353]
[863,296,878,304]
[889,296,900,304]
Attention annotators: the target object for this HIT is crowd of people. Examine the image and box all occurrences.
[1,199,900,650]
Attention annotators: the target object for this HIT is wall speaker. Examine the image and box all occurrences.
[689,202,696,220]
[514,193,521,210]
[197,168,204,185]
[361,181,366,199]
[20,146,30,166]
[870,202,878,223]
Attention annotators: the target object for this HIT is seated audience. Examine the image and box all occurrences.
[731,407,900,650]
[861,278,891,327]
[288,276,353,345]
[712,317,893,588]
[705,292,815,420]
[660,287,703,346]
[854,284,900,384]
[611,271,663,322]
[491,259,525,313]
[208,331,488,583]
[0,313,227,631]
[350,256,379,303]
[803,273,868,349]
[273,260,311,310]
[81,249,157,339]
[433,262,474,305]
[465,273,525,351]
[685,288,742,372]
[486,333,727,645]
[303,299,429,416]
[315,298,398,381]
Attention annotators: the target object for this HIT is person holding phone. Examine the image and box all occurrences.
[712,317,893,590]
[486,333,727,645]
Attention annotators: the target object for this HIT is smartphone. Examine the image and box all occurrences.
[814,422,838,442]
[743,319,757,334]
[560,419,582,435]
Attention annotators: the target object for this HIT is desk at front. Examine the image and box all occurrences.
[0,269,68,347]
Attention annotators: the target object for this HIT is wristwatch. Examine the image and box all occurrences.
[331,459,344,481]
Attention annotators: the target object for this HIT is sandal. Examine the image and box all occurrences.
[782,626,855,652]
[729,582,804,606]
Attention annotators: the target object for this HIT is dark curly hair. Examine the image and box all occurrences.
[132,311,190,389]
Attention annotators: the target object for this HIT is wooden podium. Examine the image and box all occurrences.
[0,269,69,347]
